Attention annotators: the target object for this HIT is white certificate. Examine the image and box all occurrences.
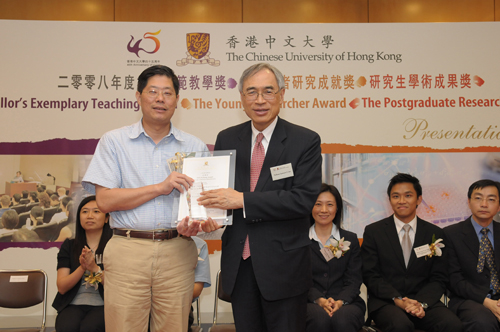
[177,155,231,224]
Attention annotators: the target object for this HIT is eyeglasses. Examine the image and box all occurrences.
[144,88,176,99]
[243,89,281,101]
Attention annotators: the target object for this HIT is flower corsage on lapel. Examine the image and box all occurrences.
[426,234,444,259]
[327,237,351,259]
[83,269,103,290]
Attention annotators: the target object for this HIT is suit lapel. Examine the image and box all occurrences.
[310,239,327,263]
[462,217,480,259]
[237,123,252,192]
[383,217,406,269]
[254,118,286,192]
[493,221,500,269]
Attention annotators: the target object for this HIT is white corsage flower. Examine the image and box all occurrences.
[327,237,351,259]
[427,235,445,259]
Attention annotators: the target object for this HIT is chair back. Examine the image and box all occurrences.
[42,207,58,224]
[0,269,47,330]
[33,223,59,242]
[0,233,13,242]
[25,202,38,213]
[17,212,31,229]
[11,205,26,214]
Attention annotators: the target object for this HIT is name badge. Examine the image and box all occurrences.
[270,163,294,181]
[414,244,432,258]
[320,247,334,262]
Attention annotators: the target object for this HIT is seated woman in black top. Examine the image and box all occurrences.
[307,183,366,332]
[52,195,113,332]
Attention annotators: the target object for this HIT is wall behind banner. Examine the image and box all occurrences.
[0,0,499,23]
[1,0,499,327]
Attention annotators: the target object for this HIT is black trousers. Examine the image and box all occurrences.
[55,304,105,332]
[372,302,463,332]
[231,257,307,332]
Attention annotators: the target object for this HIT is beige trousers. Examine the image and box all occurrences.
[103,234,197,332]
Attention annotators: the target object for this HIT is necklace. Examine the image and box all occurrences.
[88,243,99,253]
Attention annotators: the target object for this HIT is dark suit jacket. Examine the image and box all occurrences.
[308,229,366,312]
[444,217,500,312]
[215,117,322,301]
[361,216,448,314]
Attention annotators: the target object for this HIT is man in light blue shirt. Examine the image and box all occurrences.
[82,65,219,332]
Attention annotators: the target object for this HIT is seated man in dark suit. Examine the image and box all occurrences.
[444,179,500,332]
[362,173,462,332]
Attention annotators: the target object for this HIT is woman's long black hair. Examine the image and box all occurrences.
[71,195,113,267]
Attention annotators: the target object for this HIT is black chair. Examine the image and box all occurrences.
[0,269,48,331]
[17,211,31,229]
[0,233,13,242]
[42,207,58,224]
[11,204,26,214]
[208,270,235,332]
[25,202,38,213]
[20,198,30,205]
[33,223,59,242]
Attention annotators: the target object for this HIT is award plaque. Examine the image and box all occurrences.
[168,150,236,225]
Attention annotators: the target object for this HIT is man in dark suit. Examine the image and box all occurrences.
[361,173,462,332]
[444,179,500,331]
[199,63,322,332]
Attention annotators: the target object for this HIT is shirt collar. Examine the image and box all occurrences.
[128,119,185,142]
[393,214,418,234]
[309,223,341,245]
[471,216,494,236]
[251,116,278,144]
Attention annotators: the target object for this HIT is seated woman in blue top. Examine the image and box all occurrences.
[307,183,366,332]
[52,195,113,332]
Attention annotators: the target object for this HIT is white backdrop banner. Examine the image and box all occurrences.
[1,20,499,153]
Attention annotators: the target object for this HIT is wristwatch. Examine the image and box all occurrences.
[420,302,428,310]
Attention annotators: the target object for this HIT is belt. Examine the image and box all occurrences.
[113,229,179,241]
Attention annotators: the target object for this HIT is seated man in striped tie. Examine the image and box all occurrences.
[445,179,500,332]
[361,173,462,332]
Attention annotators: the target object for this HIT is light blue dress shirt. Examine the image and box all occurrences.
[82,120,208,230]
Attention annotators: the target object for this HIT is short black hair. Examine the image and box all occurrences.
[467,179,500,199]
[13,193,21,203]
[1,210,19,229]
[137,65,179,95]
[310,183,344,229]
[387,173,422,198]
[22,190,29,199]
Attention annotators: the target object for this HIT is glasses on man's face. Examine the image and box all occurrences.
[243,88,281,102]
[144,88,175,100]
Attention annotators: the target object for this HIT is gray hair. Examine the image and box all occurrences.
[238,63,285,93]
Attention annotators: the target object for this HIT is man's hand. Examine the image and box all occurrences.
[484,297,500,321]
[394,297,425,318]
[176,217,222,236]
[198,188,244,210]
[200,217,222,233]
[176,217,201,237]
[159,171,194,195]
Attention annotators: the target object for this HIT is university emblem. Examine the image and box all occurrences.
[177,33,220,66]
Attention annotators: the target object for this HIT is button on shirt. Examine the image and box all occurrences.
[82,120,208,230]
